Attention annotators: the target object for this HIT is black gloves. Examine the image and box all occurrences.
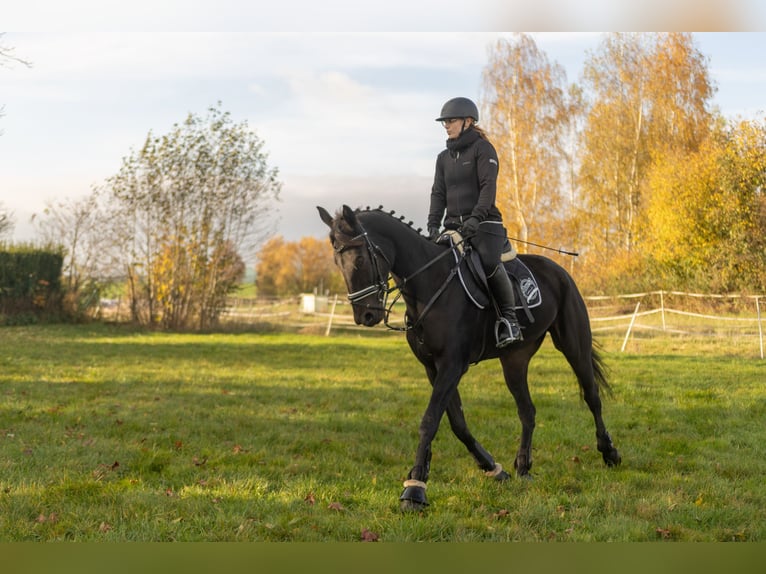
[428,226,441,241]
[460,216,480,236]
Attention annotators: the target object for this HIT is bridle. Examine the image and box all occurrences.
[333,226,392,308]
[333,219,465,331]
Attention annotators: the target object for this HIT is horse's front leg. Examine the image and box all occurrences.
[500,354,536,478]
[399,362,465,512]
[445,388,510,481]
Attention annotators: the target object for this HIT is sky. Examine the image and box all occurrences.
[3,2,766,264]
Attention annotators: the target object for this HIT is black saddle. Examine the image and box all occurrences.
[438,231,542,317]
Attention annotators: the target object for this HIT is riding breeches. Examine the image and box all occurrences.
[468,221,508,274]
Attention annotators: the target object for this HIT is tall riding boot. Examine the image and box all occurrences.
[487,267,523,348]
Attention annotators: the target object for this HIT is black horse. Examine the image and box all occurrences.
[318,205,621,511]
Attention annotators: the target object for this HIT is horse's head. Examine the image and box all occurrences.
[318,205,391,327]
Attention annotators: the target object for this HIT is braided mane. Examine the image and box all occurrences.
[353,205,426,237]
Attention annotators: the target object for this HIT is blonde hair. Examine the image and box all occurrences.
[471,123,489,141]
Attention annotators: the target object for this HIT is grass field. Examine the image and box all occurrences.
[1,323,764,541]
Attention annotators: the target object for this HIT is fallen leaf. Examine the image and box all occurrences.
[304,493,316,506]
[327,502,344,511]
[99,522,112,533]
[494,509,510,518]
[656,527,672,539]
[361,528,379,542]
[35,513,58,524]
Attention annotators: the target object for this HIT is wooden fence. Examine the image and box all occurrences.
[218,290,765,358]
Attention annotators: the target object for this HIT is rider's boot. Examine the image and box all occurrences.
[487,266,523,348]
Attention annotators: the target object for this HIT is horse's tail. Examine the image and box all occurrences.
[591,341,613,396]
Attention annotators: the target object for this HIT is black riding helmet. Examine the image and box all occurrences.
[435,97,479,122]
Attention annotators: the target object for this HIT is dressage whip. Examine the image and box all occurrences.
[509,237,579,257]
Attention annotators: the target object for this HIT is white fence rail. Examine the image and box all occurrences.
[103,289,765,358]
[585,290,764,359]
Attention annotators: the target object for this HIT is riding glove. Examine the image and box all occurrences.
[460,216,480,236]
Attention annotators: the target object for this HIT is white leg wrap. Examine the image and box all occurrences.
[402,479,427,489]
[484,463,504,477]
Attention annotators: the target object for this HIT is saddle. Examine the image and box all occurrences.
[438,231,541,320]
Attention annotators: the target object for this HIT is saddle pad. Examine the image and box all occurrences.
[504,258,542,309]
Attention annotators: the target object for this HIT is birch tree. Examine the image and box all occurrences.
[480,34,573,251]
[102,103,281,329]
[578,33,715,271]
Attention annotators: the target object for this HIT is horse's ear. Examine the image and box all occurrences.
[317,206,334,228]
[341,205,358,227]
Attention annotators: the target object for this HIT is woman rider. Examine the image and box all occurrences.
[427,96,522,347]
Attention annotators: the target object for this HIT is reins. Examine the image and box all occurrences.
[336,219,466,332]
[385,244,466,332]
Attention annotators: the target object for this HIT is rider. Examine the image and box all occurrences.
[427,96,522,347]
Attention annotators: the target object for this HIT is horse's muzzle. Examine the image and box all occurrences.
[355,306,384,327]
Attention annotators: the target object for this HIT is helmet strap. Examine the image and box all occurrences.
[459,118,472,137]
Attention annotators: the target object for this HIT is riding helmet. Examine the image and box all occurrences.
[435,97,479,122]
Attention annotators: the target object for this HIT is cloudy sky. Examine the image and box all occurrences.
[2,3,766,262]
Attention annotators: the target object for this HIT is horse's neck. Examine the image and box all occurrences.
[389,235,450,294]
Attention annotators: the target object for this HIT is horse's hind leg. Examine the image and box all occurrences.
[549,318,621,467]
[445,388,510,481]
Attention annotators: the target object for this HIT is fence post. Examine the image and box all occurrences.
[621,301,641,353]
[325,294,338,336]
[660,290,666,331]
[756,296,764,360]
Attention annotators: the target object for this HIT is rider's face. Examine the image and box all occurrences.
[442,117,471,140]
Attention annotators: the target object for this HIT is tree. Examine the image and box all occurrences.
[101,103,281,329]
[577,33,715,281]
[646,117,766,292]
[0,202,14,240]
[480,34,574,251]
[32,193,113,319]
[1,33,32,135]
[255,235,344,297]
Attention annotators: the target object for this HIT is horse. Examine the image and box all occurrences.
[317,204,621,512]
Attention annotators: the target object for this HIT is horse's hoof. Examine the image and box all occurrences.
[492,469,511,481]
[400,498,428,513]
[603,449,622,467]
[516,471,534,482]
[399,486,428,512]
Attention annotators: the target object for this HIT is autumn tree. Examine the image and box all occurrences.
[255,235,344,296]
[101,103,281,329]
[577,33,715,289]
[480,34,575,253]
[646,117,766,292]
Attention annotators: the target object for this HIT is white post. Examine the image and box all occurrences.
[325,294,338,336]
[756,296,764,360]
[660,290,666,331]
[621,301,641,353]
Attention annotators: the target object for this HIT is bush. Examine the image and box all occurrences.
[0,245,63,322]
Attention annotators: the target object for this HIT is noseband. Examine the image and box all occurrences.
[334,219,466,332]
[333,224,393,309]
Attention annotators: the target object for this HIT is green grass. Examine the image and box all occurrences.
[0,324,764,541]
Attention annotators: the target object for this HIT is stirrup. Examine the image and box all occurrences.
[495,317,522,348]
